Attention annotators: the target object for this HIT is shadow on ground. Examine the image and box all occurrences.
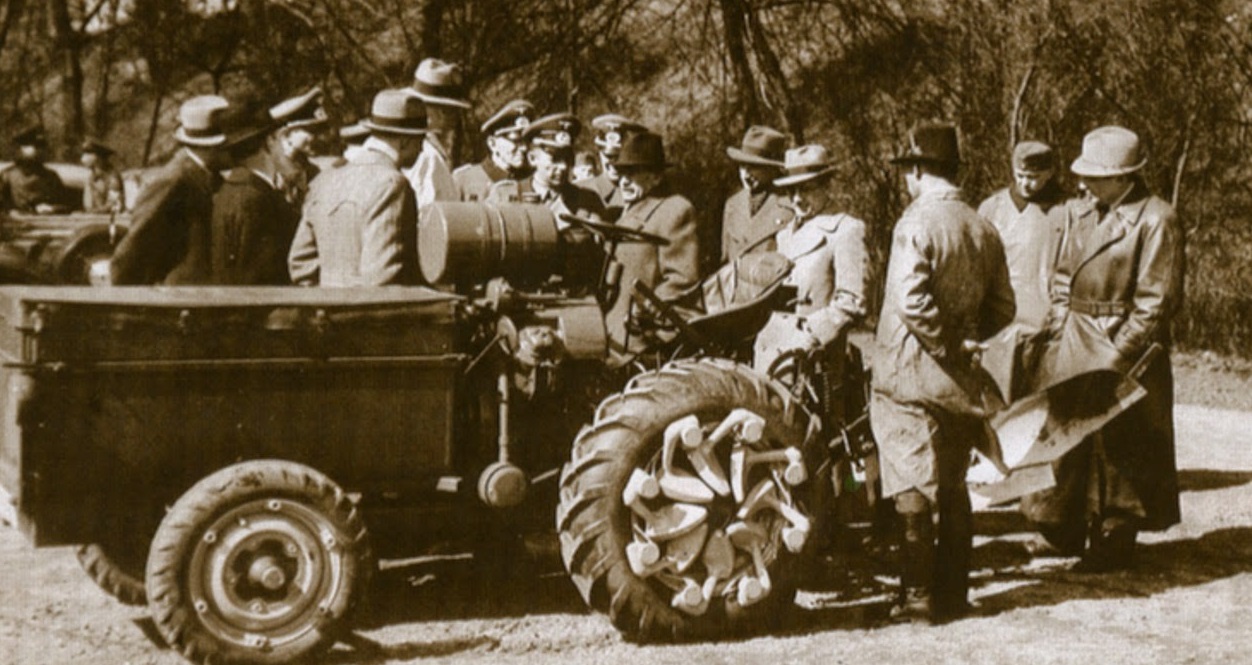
[1177,469,1252,492]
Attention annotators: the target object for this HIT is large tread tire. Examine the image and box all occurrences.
[146,460,372,665]
[77,542,147,606]
[558,358,823,642]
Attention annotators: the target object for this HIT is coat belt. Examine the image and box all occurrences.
[1070,298,1130,316]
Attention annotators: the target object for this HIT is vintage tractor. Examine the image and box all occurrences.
[0,202,870,665]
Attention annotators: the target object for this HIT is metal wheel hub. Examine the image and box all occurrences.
[622,408,811,615]
[188,498,347,651]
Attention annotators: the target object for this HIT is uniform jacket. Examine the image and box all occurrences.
[288,148,419,287]
[978,185,1067,328]
[775,212,870,343]
[404,136,460,208]
[604,184,700,353]
[873,186,1016,415]
[453,158,510,202]
[208,168,299,285]
[110,150,218,285]
[581,172,625,221]
[0,161,67,213]
[83,167,125,213]
[721,187,790,262]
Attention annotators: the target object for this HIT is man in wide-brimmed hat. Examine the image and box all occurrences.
[111,95,235,285]
[721,125,791,262]
[79,139,125,213]
[580,113,648,220]
[978,140,1068,329]
[453,98,534,202]
[752,144,870,376]
[405,58,472,208]
[289,89,425,286]
[601,131,699,356]
[1023,125,1185,574]
[0,126,68,214]
[873,121,1015,624]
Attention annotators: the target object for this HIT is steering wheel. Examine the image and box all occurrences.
[559,213,670,247]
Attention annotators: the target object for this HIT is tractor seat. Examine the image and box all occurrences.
[678,251,795,346]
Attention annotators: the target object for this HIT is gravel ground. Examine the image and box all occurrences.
[1,352,1250,665]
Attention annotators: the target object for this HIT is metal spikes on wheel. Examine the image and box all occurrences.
[621,408,811,616]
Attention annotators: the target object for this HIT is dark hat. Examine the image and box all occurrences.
[890,122,960,168]
[339,122,369,144]
[522,113,581,153]
[174,95,231,147]
[1070,126,1145,178]
[613,131,669,171]
[361,89,428,137]
[13,126,48,147]
[591,113,647,155]
[774,144,837,187]
[727,125,787,166]
[410,58,471,109]
[270,86,328,130]
[1012,141,1055,173]
[481,99,535,139]
[80,138,115,157]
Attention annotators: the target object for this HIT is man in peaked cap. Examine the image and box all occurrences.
[581,113,647,220]
[977,140,1068,330]
[0,127,68,214]
[111,95,235,285]
[602,131,700,357]
[873,121,1014,624]
[405,58,472,208]
[268,86,329,208]
[79,139,125,213]
[721,125,791,262]
[289,89,425,286]
[453,99,535,202]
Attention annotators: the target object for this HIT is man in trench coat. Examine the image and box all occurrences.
[721,125,791,262]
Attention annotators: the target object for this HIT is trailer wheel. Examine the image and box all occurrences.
[77,542,147,606]
[558,358,824,642]
[146,460,372,665]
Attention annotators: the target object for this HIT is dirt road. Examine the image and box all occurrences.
[3,403,1251,665]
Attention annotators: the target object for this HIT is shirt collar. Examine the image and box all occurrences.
[364,137,400,166]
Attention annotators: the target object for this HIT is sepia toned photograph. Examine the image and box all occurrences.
[0,1,1250,663]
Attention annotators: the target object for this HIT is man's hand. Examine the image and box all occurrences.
[960,339,988,370]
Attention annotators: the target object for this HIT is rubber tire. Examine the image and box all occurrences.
[146,460,372,665]
[557,358,821,642]
[77,542,147,606]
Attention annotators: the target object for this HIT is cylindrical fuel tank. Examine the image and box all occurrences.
[420,202,561,286]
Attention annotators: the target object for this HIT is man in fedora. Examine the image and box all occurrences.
[288,89,424,286]
[602,131,699,356]
[978,140,1068,329]
[0,127,68,214]
[873,121,1014,623]
[406,58,472,208]
[453,99,534,202]
[111,95,235,285]
[721,125,791,262]
[268,86,330,208]
[580,114,648,221]
[80,139,125,213]
[1026,125,1185,573]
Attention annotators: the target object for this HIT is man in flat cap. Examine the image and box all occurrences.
[581,113,647,221]
[268,86,329,208]
[453,99,534,202]
[80,139,125,213]
[721,125,791,262]
[602,131,700,357]
[405,58,472,208]
[978,141,1068,330]
[289,89,424,286]
[0,127,68,214]
[111,95,235,285]
[873,122,1014,624]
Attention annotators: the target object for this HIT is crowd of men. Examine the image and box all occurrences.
[1,56,1186,628]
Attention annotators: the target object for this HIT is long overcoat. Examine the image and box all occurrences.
[209,168,299,285]
[721,187,790,262]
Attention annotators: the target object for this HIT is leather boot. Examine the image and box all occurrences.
[891,495,934,622]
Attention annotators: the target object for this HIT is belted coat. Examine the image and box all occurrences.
[721,187,790,262]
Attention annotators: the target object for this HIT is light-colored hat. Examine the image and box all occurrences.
[481,99,534,139]
[339,122,369,144]
[774,144,836,187]
[726,125,787,166]
[270,86,328,130]
[174,95,231,147]
[591,113,647,155]
[361,89,428,137]
[410,58,471,109]
[1012,141,1055,173]
[1070,126,1146,177]
[522,113,581,153]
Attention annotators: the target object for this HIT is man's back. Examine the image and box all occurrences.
[110,151,216,285]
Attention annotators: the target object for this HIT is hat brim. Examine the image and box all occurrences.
[774,165,835,188]
[361,119,428,137]
[726,146,785,166]
[409,90,472,110]
[174,128,227,147]
[1070,156,1145,178]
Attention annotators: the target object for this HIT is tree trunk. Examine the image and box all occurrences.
[48,0,85,150]
[718,0,760,125]
[143,94,163,167]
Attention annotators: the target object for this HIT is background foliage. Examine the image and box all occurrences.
[3,0,1250,354]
